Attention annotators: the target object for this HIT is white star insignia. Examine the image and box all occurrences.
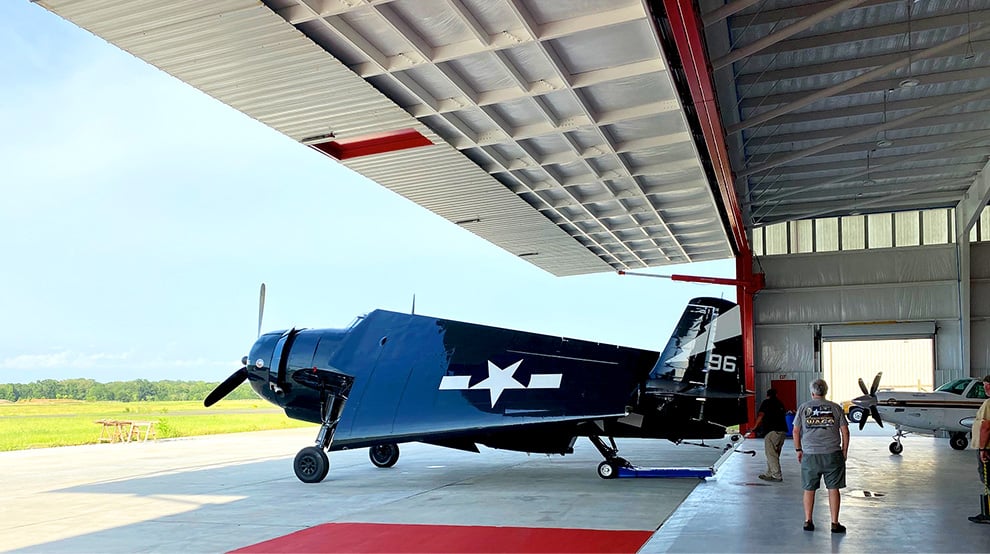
[472,360,526,407]
[437,360,562,407]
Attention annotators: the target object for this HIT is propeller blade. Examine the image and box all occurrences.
[858,378,869,396]
[257,283,266,338]
[870,405,884,428]
[204,367,248,407]
[870,372,883,396]
[411,294,416,315]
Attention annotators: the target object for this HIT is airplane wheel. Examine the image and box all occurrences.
[889,441,903,455]
[597,461,618,479]
[950,433,969,450]
[294,446,330,483]
[369,443,400,468]
[848,408,864,424]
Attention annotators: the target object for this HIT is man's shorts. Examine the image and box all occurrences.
[801,451,846,490]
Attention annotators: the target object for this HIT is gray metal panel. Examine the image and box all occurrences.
[38,0,736,276]
[820,322,936,340]
[701,0,990,229]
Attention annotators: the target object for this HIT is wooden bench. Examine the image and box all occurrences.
[95,419,156,443]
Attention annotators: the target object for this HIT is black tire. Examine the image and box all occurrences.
[294,446,329,483]
[369,443,400,468]
[597,461,618,479]
[848,408,865,424]
[889,441,903,455]
[950,433,969,450]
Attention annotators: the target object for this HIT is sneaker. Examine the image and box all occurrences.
[968,514,990,524]
[803,520,815,532]
[759,474,783,482]
[831,523,846,534]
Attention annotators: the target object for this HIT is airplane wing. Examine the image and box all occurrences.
[37,0,736,276]
[333,411,629,451]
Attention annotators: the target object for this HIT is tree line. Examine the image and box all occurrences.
[0,378,257,402]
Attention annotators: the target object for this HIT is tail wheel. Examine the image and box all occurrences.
[597,461,618,479]
[369,443,400,468]
[294,446,330,483]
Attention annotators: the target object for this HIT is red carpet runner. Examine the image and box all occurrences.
[231,522,652,553]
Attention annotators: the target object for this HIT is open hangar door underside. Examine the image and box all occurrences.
[37,0,744,277]
[37,0,990,278]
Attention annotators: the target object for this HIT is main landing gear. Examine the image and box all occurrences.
[888,428,969,454]
[949,432,969,450]
[369,443,400,468]
[292,369,353,483]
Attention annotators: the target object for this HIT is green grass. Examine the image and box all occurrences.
[0,399,314,451]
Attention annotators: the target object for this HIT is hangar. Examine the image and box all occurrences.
[19,0,990,548]
[36,0,989,410]
[17,0,990,550]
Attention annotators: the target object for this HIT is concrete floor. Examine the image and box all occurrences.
[645,426,990,553]
[1,428,726,553]
[2,425,988,553]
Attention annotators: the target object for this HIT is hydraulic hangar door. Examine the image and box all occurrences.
[820,322,936,404]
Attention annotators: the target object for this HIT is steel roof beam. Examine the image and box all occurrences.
[740,87,990,176]
[748,146,989,177]
[730,26,990,133]
[739,66,990,110]
[712,0,871,69]
[742,10,990,56]
[746,133,990,205]
[736,42,990,85]
[956,159,990,237]
[728,0,893,28]
[746,112,990,150]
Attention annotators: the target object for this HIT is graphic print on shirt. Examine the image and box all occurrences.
[804,405,837,428]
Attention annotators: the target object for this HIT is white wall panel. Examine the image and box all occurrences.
[753,244,976,406]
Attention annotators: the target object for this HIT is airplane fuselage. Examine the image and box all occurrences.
[875,390,984,434]
[244,308,745,453]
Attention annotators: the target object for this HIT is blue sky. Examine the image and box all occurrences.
[0,1,735,383]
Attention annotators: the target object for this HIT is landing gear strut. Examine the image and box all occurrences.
[292,369,354,483]
[589,435,631,479]
[889,428,905,455]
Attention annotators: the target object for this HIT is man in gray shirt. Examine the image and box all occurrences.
[792,378,850,533]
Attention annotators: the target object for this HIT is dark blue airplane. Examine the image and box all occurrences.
[205,296,748,483]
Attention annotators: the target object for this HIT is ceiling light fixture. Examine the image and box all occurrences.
[900,1,921,88]
[864,149,877,186]
[877,89,894,148]
[964,0,976,60]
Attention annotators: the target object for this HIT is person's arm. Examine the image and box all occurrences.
[747,412,764,438]
[793,420,803,462]
[980,418,990,463]
[840,424,850,459]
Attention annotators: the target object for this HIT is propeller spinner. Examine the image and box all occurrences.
[205,283,266,408]
[851,371,884,430]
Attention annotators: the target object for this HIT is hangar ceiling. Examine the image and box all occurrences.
[36,0,990,275]
[702,0,990,228]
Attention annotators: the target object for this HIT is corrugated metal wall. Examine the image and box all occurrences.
[752,243,990,407]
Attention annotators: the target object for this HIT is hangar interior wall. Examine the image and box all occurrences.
[753,242,990,405]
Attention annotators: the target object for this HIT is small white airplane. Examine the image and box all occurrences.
[850,373,987,454]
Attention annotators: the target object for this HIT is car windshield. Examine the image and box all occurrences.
[935,379,972,395]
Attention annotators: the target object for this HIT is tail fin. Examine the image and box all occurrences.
[649,297,744,396]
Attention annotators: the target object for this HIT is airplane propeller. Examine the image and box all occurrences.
[851,371,884,430]
[204,283,266,408]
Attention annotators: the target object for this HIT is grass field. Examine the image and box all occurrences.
[0,398,315,451]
